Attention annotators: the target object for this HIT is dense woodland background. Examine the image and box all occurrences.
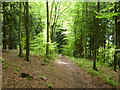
[1,1,120,88]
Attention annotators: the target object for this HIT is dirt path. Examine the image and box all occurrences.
[52,56,114,88]
[2,51,115,88]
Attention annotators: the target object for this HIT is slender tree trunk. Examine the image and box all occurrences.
[103,25,106,63]
[25,1,30,61]
[118,1,120,88]
[73,20,77,57]
[8,3,13,50]
[18,1,22,56]
[79,7,84,58]
[51,2,57,42]
[2,2,7,50]
[51,23,55,42]
[90,48,91,59]
[84,2,88,59]
[46,0,50,57]
[113,2,118,72]
[50,1,55,42]
[79,34,83,57]
[93,1,100,71]
[118,2,120,68]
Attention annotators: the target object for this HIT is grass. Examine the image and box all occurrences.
[70,57,118,87]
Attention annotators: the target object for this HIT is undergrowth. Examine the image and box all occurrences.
[69,57,118,87]
[1,58,9,69]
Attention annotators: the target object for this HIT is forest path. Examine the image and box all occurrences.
[53,56,113,88]
[2,50,115,88]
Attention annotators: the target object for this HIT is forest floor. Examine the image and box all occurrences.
[2,50,117,88]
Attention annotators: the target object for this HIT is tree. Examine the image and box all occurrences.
[79,4,84,58]
[118,1,120,68]
[93,1,100,71]
[8,3,13,49]
[18,1,22,56]
[50,2,61,42]
[2,2,7,50]
[118,1,120,88]
[46,0,50,57]
[73,20,77,57]
[113,2,118,72]
[84,2,88,59]
[25,1,30,61]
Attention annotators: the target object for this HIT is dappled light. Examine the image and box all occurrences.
[1,1,120,89]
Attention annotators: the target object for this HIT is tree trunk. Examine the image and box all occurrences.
[79,6,84,58]
[51,2,57,42]
[46,0,50,57]
[2,2,7,50]
[118,1,120,88]
[51,23,55,42]
[8,3,13,50]
[73,20,77,57]
[18,1,22,57]
[113,2,118,72]
[103,24,106,63]
[84,2,88,59]
[25,1,30,61]
[118,1,120,68]
[93,1,100,71]
[79,34,83,57]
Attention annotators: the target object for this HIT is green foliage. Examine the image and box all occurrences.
[26,76,33,80]
[2,58,9,69]
[48,84,53,88]
[71,57,117,87]
[30,33,46,56]
[97,45,116,67]
[40,75,46,78]
[48,64,54,70]
[3,63,9,69]
[103,75,117,87]
[13,64,20,73]
[97,13,119,19]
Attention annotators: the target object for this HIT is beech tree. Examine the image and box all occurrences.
[84,2,88,59]
[46,0,50,57]
[2,2,7,50]
[93,1,100,71]
[25,1,30,61]
[8,3,13,49]
[113,2,118,72]
[18,1,22,56]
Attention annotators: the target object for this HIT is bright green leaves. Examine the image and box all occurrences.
[96,12,119,19]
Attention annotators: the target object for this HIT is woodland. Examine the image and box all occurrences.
[1,0,120,88]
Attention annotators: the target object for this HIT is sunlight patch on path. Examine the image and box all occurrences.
[56,60,72,65]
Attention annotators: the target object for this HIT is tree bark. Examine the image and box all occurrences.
[79,6,84,58]
[103,24,106,63]
[84,2,88,59]
[50,2,58,42]
[8,3,13,49]
[46,0,50,57]
[18,1,22,56]
[25,1,30,61]
[113,2,118,72]
[2,2,7,50]
[118,1,120,88]
[74,21,77,57]
[118,1,120,68]
[93,1,100,71]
